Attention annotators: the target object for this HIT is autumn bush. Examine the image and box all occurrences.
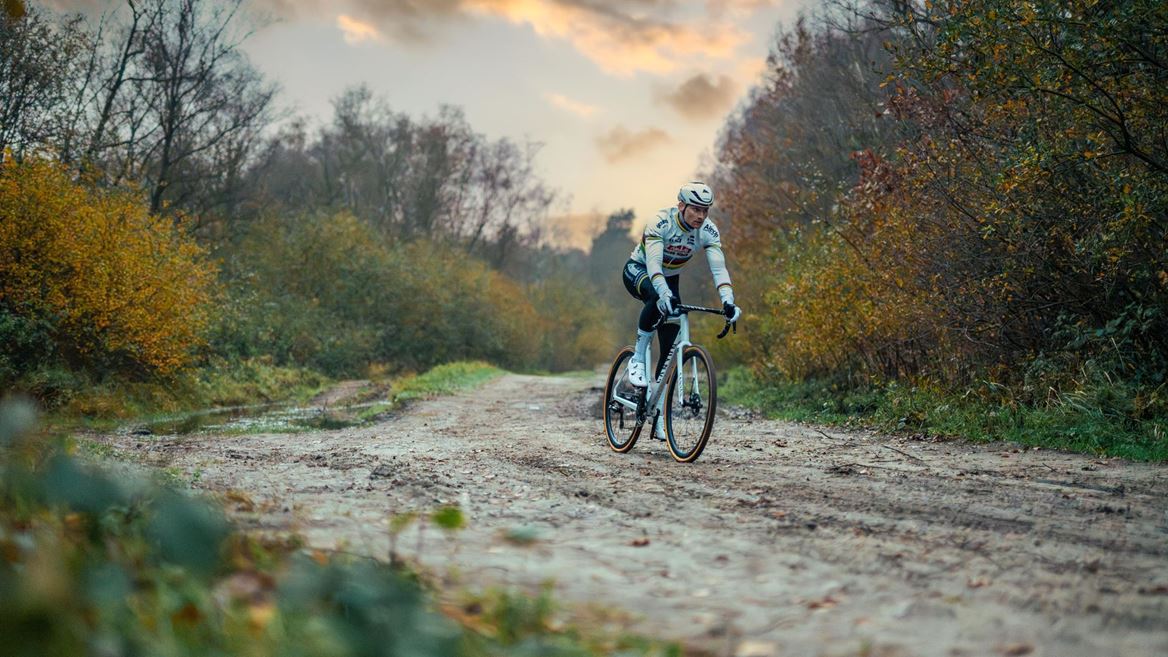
[709,0,1168,448]
[0,157,216,397]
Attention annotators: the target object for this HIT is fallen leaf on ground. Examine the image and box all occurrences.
[807,594,839,609]
[630,538,650,547]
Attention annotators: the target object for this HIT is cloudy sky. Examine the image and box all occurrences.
[57,0,810,247]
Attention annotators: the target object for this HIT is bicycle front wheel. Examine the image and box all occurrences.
[664,345,716,463]
[603,346,643,453]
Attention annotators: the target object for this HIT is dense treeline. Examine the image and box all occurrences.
[711,0,1167,424]
[1,1,630,407]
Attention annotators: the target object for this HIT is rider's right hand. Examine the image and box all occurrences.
[723,301,742,323]
[656,293,674,316]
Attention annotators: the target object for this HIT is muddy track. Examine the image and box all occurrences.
[97,373,1168,656]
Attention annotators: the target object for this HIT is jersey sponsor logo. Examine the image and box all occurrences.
[656,218,669,230]
[664,244,695,260]
[703,224,719,239]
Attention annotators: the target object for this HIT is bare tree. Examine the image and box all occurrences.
[267,85,554,264]
[129,0,276,218]
[462,137,555,263]
[0,7,87,160]
[78,0,149,167]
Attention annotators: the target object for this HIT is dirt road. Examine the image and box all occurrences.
[102,373,1168,656]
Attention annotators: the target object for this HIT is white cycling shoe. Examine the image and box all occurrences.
[652,415,667,441]
[628,359,648,388]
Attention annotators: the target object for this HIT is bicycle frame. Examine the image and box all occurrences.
[608,314,688,422]
[609,303,731,425]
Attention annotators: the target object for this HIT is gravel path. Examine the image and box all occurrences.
[99,373,1168,657]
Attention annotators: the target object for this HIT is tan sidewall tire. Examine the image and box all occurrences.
[603,346,642,453]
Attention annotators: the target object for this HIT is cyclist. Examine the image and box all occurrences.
[621,181,742,439]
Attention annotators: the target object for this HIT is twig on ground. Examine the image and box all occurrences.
[815,429,856,446]
[883,444,928,463]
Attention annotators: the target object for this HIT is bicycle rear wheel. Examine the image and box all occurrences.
[603,347,644,453]
[664,345,716,463]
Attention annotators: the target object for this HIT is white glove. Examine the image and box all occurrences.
[723,301,742,323]
[656,292,674,316]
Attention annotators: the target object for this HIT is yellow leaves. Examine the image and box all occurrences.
[0,157,216,375]
[3,0,27,19]
[247,602,277,633]
[1019,3,1037,25]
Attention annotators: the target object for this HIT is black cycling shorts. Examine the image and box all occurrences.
[622,258,680,304]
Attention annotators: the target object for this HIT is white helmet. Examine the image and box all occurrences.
[678,181,714,208]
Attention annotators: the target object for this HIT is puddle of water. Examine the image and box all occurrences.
[122,401,388,437]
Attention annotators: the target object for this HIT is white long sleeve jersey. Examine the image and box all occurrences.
[630,207,734,304]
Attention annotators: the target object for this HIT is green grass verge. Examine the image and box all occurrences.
[44,357,330,431]
[46,360,505,437]
[392,361,506,402]
[720,367,1168,462]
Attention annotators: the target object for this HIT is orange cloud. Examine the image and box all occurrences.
[544,92,600,118]
[269,0,751,76]
[336,14,383,44]
[595,126,671,163]
[706,0,779,20]
[466,0,748,76]
[735,55,770,84]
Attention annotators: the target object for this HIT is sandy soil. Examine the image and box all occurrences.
[96,373,1168,657]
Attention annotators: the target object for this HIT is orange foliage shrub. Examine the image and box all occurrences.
[714,2,1168,393]
[0,157,216,376]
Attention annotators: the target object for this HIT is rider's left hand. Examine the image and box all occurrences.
[723,302,742,323]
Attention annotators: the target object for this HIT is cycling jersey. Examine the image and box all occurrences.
[628,206,733,303]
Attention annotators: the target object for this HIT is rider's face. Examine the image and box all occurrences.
[679,203,709,229]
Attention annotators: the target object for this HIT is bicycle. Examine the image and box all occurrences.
[602,304,736,463]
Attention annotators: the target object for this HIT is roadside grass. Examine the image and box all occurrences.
[45,357,330,431]
[353,361,505,423]
[721,367,1168,462]
[49,360,505,438]
[391,361,506,402]
[1,397,676,657]
[447,585,681,657]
